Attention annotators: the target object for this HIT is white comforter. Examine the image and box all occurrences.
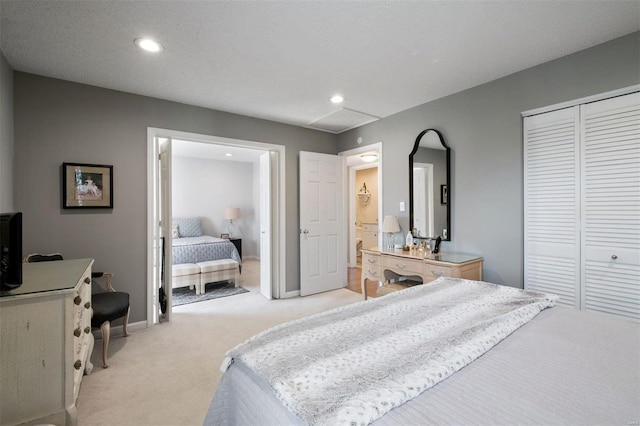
[222,277,557,426]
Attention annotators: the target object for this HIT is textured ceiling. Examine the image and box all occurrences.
[1,1,638,133]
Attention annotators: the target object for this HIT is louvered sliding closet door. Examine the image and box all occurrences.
[524,107,581,307]
[581,92,640,321]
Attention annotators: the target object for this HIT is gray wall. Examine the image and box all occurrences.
[0,52,13,212]
[172,156,258,258]
[13,73,336,322]
[337,32,640,288]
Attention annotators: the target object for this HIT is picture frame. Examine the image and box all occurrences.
[62,162,113,209]
[440,184,448,205]
[220,233,230,239]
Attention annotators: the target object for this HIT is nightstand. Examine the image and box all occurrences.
[229,238,242,260]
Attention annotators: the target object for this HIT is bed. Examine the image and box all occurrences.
[171,217,241,266]
[205,277,640,425]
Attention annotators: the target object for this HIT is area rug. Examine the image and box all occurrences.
[172,282,249,306]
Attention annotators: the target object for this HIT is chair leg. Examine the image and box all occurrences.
[122,307,130,337]
[100,321,111,368]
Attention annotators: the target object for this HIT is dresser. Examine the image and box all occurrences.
[361,248,483,299]
[0,258,94,426]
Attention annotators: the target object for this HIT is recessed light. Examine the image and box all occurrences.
[225,153,233,157]
[330,95,344,104]
[134,38,163,53]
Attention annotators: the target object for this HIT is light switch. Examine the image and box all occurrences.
[399,201,405,212]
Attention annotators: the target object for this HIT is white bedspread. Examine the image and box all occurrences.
[222,277,557,426]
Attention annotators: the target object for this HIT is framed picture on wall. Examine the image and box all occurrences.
[441,184,448,205]
[62,162,113,209]
[220,233,230,239]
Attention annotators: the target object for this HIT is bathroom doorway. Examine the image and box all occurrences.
[354,166,378,265]
[341,142,383,269]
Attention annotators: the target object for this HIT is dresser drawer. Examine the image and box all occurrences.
[383,255,423,276]
[423,263,453,282]
[362,251,382,280]
[362,265,382,281]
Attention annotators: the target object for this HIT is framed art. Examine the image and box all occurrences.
[220,233,230,239]
[62,162,113,209]
[440,184,448,205]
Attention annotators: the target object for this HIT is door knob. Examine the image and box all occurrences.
[611,255,618,260]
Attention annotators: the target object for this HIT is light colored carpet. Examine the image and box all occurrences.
[76,260,362,425]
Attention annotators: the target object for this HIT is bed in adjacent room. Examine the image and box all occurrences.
[171,217,242,266]
[205,277,640,425]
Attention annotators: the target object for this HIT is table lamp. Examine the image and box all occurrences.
[223,207,240,237]
[381,215,400,249]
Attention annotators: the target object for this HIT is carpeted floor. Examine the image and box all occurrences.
[172,282,249,306]
[75,260,363,426]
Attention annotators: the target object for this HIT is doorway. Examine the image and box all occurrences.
[146,128,286,325]
[339,143,383,269]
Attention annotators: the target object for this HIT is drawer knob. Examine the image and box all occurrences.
[396,264,407,269]
[84,326,91,334]
[85,302,91,309]
[74,296,82,305]
[431,270,445,277]
[74,328,81,337]
[84,277,91,284]
[367,258,376,263]
[74,360,82,370]
[611,254,618,260]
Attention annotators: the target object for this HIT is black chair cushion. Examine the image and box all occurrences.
[92,291,129,327]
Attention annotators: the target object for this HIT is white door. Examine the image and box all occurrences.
[580,92,640,320]
[259,152,272,299]
[300,151,346,296]
[524,106,581,307]
[150,136,173,323]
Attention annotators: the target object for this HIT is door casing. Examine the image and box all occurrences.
[146,127,286,325]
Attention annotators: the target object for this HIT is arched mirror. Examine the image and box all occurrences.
[409,129,451,240]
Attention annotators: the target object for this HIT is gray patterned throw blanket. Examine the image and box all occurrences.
[221,277,557,426]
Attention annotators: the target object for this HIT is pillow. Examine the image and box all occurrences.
[174,217,202,237]
[172,224,180,239]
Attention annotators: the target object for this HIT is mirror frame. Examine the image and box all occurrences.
[409,128,451,241]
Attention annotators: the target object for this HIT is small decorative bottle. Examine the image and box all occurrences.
[405,231,413,248]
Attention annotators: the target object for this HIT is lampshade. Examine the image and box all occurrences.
[223,207,240,220]
[381,215,400,233]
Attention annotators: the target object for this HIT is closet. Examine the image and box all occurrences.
[524,90,639,322]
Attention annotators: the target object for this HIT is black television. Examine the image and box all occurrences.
[0,212,22,291]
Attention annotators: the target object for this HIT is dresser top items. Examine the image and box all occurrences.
[363,247,482,265]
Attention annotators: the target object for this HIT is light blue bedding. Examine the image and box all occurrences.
[172,235,241,265]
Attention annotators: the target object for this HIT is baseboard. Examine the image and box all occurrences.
[244,255,259,261]
[92,320,147,340]
[284,290,300,298]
